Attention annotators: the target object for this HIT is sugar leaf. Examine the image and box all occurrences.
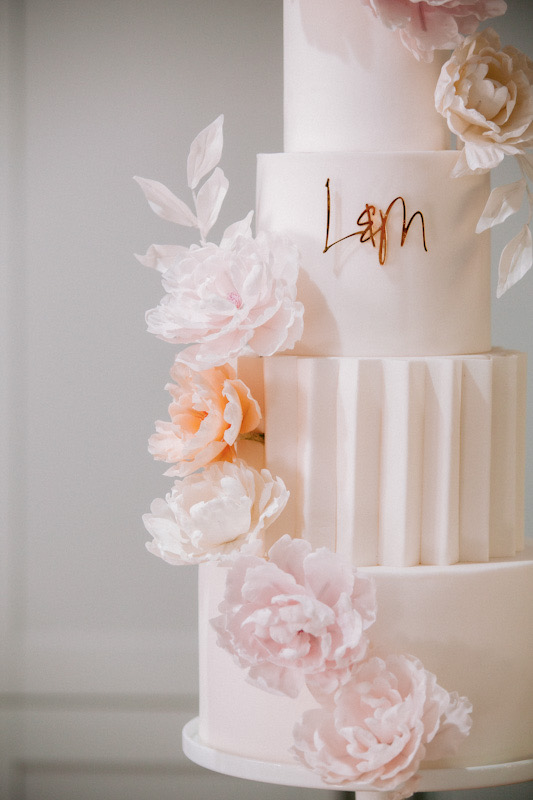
[187,115,224,190]
[497,224,533,298]
[476,179,526,233]
[195,167,229,242]
[135,244,189,272]
[220,211,254,249]
[134,176,198,228]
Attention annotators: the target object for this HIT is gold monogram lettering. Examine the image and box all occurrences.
[323,178,428,266]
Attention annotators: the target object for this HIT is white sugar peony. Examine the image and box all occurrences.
[146,232,304,370]
[435,28,533,175]
[144,459,289,564]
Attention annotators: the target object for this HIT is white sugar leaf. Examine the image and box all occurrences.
[135,244,189,272]
[187,115,224,190]
[476,179,526,233]
[195,167,229,241]
[220,211,254,249]
[134,176,198,228]
[517,152,533,183]
[497,224,533,298]
[451,149,471,178]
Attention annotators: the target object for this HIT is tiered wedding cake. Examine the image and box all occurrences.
[136,1,533,796]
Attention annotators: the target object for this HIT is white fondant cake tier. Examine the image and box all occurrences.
[256,151,491,357]
[284,0,449,152]
[198,542,533,771]
[237,349,526,567]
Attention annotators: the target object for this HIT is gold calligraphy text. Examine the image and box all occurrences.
[323,178,428,266]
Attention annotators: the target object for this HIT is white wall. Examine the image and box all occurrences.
[1,1,532,799]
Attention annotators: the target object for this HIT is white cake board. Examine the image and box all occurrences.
[183,717,533,799]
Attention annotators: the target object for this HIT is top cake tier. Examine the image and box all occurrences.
[284,0,450,152]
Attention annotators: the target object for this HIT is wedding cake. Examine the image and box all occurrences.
[136,1,533,796]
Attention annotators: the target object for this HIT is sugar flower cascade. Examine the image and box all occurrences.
[136,116,300,560]
[435,27,533,296]
[135,114,303,371]
[363,0,533,297]
[213,536,472,800]
[136,119,472,797]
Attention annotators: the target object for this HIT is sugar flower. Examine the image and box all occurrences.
[144,459,289,564]
[361,0,507,62]
[436,28,533,296]
[435,28,533,175]
[212,535,377,699]
[292,654,472,798]
[148,362,261,478]
[146,231,304,370]
[135,116,303,369]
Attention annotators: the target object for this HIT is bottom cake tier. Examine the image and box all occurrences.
[198,541,533,774]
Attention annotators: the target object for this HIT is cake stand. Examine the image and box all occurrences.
[183,717,533,799]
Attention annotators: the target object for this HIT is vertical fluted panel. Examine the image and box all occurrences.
[297,358,339,549]
[490,351,520,557]
[336,358,382,565]
[515,352,527,552]
[257,350,525,566]
[379,360,426,567]
[263,356,299,543]
[458,357,492,562]
[421,359,462,565]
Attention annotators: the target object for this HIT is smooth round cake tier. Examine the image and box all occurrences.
[198,542,533,772]
[256,151,491,357]
[284,0,449,152]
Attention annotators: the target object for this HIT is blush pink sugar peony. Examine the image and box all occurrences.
[292,654,472,798]
[212,535,377,699]
[146,232,304,370]
[361,0,507,62]
[148,362,261,478]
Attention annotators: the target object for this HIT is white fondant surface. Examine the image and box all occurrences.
[284,0,449,152]
[239,350,526,566]
[256,152,491,357]
[198,543,533,771]
[184,718,533,792]
[193,1,532,789]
